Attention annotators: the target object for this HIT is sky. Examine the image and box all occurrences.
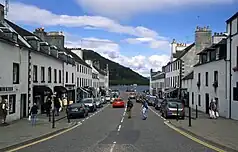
[2,0,238,77]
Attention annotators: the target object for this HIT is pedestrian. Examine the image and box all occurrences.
[30,102,38,126]
[126,98,134,119]
[0,99,8,124]
[45,97,52,117]
[141,100,148,120]
[54,96,61,116]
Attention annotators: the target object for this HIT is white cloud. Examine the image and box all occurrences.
[124,37,170,50]
[77,0,235,18]
[65,35,169,76]
[7,1,160,39]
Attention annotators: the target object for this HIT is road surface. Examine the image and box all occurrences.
[16,95,216,152]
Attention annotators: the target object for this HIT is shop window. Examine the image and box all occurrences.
[33,65,38,83]
[13,63,19,84]
[9,94,16,114]
[41,67,45,83]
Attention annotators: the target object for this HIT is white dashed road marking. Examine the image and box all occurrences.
[120,117,124,123]
[117,125,122,132]
[110,141,116,152]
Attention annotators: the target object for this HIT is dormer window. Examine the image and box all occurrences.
[50,45,58,58]
[209,50,216,61]
[39,42,50,54]
[25,36,40,51]
[0,27,18,43]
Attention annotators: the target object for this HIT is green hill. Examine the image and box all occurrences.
[82,49,149,86]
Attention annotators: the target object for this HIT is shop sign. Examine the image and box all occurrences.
[0,87,14,92]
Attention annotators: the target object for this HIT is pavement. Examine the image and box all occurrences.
[0,111,76,151]
[5,93,226,152]
[169,108,238,151]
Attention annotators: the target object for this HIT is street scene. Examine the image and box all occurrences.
[0,0,238,152]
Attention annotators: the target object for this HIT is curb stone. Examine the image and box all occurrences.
[168,120,238,152]
[0,121,78,152]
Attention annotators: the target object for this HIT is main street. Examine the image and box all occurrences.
[15,95,217,152]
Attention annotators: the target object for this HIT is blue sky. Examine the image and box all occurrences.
[4,0,238,76]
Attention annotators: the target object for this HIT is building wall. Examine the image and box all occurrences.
[181,46,197,77]
[151,78,165,91]
[64,62,76,86]
[191,60,227,117]
[226,16,238,120]
[0,41,28,121]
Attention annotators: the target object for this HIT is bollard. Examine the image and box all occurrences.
[176,104,179,121]
[52,109,55,128]
[189,107,192,127]
[196,105,198,118]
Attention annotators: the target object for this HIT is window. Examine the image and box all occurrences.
[210,51,216,61]
[48,67,51,83]
[236,46,238,66]
[54,69,57,83]
[198,95,201,106]
[80,78,82,87]
[205,72,208,86]
[59,70,62,83]
[13,63,19,84]
[77,77,79,87]
[33,65,38,82]
[80,65,82,73]
[198,73,201,82]
[9,94,16,114]
[41,67,45,82]
[192,92,194,105]
[202,54,207,63]
[72,73,74,83]
[77,64,79,72]
[214,71,218,82]
[66,72,68,83]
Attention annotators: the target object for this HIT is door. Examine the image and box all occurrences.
[20,94,27,118]
[205,93,209,114]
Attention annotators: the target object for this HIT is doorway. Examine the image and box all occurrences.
[205,93,209,114]
[20,94,27,118]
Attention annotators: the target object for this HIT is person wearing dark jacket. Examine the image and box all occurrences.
[30,102,38,126]
[127,98,134,119]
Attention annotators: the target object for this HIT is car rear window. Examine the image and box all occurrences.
[168,102,183,108]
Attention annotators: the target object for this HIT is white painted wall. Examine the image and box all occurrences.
[0,41,28,121]
[64,62,76,86]
[190,60,227,117]
[226,18,238,120]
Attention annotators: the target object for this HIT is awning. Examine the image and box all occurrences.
[77,87,89,94]
[164,88,178,94]
[54,86,67,93]
[33,85,53,96]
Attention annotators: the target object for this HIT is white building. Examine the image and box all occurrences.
[190,38,228,117]
[149,69,165,97]
[226,12,238,120]
[0,13,29,121]
[170,39,188,61]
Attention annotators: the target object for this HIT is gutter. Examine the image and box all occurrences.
[229,22,232,119]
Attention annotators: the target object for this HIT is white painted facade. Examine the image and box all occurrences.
[191,60,228,117]
[91,66,100,89]
[0,39,28,122]
[226,13,238,120]
[164,60,180,89]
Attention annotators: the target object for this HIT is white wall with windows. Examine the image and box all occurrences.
[164,60,180,89]
[226,14,238,120]
[191,60,227,117]
[0,40,28,121]
[64,62,76,87]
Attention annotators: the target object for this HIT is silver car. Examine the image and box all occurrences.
[81,98,97,112]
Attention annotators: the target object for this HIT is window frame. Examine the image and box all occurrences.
[33,65,38,83]
[13,63,20,84]
[41,66,45,83]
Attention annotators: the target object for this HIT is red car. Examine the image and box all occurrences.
[112,98,125,108]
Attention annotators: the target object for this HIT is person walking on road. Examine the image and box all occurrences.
[30,102,38,126]
[126,98,134,119]
[141,100,148,120]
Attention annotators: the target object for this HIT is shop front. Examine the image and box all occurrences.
[65,84,75,103]
[33,85,53,114]
[164,88,178,98]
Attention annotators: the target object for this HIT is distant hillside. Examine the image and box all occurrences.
[82,49,149,86]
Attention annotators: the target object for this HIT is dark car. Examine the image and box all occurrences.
[95,98,103,108]
[161,99,185,119]
[155,99,163,110]
[67,102,89,118]
[81,98,97,112]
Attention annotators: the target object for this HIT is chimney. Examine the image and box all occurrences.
[33,27,46,41]
[195,26,212,53]
[46,31,65,50]
[0,4,4,21]
[71,48,83,59]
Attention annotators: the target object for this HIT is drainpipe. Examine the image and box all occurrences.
[229,25,232,119]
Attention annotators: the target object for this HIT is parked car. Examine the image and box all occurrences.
[95,98,103,108]
[81,98,97,112]
[161,99,185,119]
[155,99,163,110]
[101,96,106,104]
[146,95,156,106]
[67,102,89,118]
[112,98,125,108]
[105,95,111,103]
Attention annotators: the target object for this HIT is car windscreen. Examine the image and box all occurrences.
[168,102,183,108]
[82,99,92,103]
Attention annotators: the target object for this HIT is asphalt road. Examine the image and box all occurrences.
[17,94,216,152]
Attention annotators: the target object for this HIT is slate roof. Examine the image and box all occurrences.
[173,50,184,58]
[151,72,165,81]
[197,39,226,55]
[65,48,91,68]
[226,12,238,23]
[182,71,193,80]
